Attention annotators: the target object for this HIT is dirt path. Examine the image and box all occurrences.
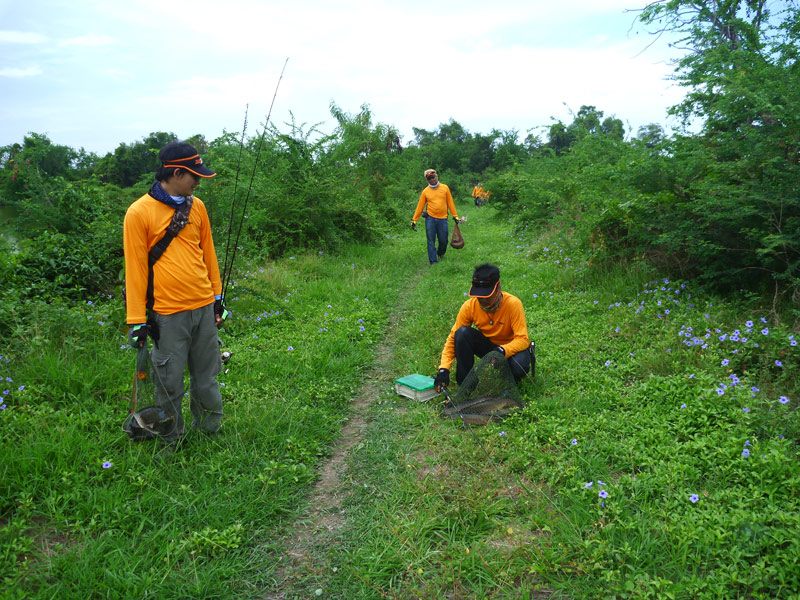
[263,271,420,599]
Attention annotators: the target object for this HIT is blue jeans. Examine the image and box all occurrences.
[425,217,449,264]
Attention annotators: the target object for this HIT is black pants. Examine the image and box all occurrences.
[453,326,531,385]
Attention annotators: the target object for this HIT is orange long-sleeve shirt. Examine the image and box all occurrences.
[123,194,222,324]
[412,183,458,222]
[439,292,530,370]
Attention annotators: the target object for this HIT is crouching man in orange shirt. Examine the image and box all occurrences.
[434,263,534,391]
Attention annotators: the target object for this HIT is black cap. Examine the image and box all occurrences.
[160,141,216,178]
[469,263,500,298]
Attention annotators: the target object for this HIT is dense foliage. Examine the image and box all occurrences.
[3,4,798,313]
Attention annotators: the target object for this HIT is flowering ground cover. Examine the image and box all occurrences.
[0,206,797,599]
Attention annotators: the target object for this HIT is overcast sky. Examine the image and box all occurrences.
[0,0,686,155]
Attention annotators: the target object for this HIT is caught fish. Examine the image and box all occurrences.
[442,408,517,425]
[441,395,521,417]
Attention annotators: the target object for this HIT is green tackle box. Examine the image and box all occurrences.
[394,374,439,402]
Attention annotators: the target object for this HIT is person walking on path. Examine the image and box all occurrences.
[472,182,485,206]
[434,263,532,391]
[123,141,226,444]
[411,168,460,265]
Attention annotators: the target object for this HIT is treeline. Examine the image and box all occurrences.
[493,1,800,299]
[0,1,798,318]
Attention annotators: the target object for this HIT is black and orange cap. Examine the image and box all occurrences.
[162,153,216,178]
[468,263,500,298]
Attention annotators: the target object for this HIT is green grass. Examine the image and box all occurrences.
[1,205,798,599]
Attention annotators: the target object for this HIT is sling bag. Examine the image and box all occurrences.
[144,197,193,341]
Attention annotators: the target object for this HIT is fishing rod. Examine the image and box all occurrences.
[220,57,289,301]
[219,104,249,296]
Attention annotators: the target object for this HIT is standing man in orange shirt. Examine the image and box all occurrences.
[123,141,226,445]
[411,168,460,265]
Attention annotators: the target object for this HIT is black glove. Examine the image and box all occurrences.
[410,220,417,231]
[129,324,148,348]
[434,368,450,391]
[214,299,229,322]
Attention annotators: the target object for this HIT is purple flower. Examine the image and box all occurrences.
[775,360,783,367]
[2,390,7,396]
[779,396,789,405]
[722,359,729,366]
[680,403,687,409]
[744,440,750,446]
[742,407,751,413]
[791,340,798,347]
[746,320,753,328]
[359,326,365,332]
[689,494,699,503]
[499,431,507,437]
[599,490,608,499]
[716,388,725,396]
[102,461,112,469]
[584,482,593,489]
[287,346,294,351]
[761,328,769,335]
[17,385,24,391]
[742,448,750,457]
[0,404,6,410]
[571,439,578,445]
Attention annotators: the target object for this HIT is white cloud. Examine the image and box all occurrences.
[0,30,47,44]
[59,34,114,47]
[0,66,42,77]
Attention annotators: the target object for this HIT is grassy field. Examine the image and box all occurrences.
[1,205,798,599]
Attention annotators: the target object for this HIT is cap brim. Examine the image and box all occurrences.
[163,163,216,178]
[183,165,216,178]
[468,280,499,298]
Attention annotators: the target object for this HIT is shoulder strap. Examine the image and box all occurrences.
[146,197,193,311]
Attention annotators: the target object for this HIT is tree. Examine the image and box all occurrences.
[636,0,800,293]
[96,131,177,188]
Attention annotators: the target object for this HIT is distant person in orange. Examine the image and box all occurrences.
[472,182,485,206]
[411,169,460,265]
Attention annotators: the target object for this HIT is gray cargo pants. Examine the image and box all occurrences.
[150,302,223,442]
